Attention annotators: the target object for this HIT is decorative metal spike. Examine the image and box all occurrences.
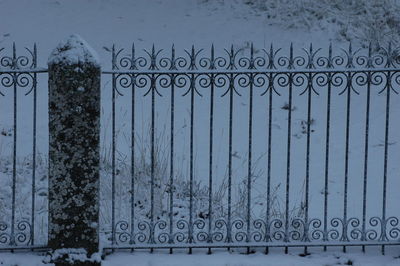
[368,42,372,56]
[367,42,373,68]
[131,43,136,70]
[112,44,116,70]
[12,42,16,69]
[33,43,37,67]
[327,43,333,68]
[288,43,294,69]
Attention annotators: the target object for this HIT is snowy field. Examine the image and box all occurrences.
[1,0,400,265]
[1,248,400,266]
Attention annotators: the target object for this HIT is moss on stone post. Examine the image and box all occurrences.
[48,35,101,266]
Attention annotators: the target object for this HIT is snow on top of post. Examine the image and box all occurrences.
[48,34,100,67]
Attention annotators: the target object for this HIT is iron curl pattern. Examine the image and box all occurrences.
[110,216,400,247]
[0,220,33,246]
[0,43,38,96]
[110,42,400,72]
[109,42,400,99]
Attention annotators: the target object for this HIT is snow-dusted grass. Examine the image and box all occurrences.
[1,248,400,266]
[241,0,400,48]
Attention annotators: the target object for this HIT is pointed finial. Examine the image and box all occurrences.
[327,43,333,68]
[33,43,37,67]
[12,42,16,66]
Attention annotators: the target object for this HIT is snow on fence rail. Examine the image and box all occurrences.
[1,40,400,257]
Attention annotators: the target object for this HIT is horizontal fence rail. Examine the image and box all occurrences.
[101,43,400,255]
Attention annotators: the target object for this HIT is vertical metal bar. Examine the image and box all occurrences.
[361,71,371,253]
[148,45,158,253]
[284,73,293,254]
[342,72,352,253]
[304,72,313,255]
[265,73,273,254]
[246,72,253,253]
[381,71,391,255]
[111,45,116,247]
[130,69,135,247]
[169,50,175,253]
[227,75,233,244]
[31,43,37,246]
[189,72,195,254]
[150,73,155,249]
[207,45,215,255]
[323,72,332,251]
[11,42,17,246]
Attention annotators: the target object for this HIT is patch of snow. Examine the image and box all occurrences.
[48,34,100,67]
[43,248,101,264]
[1,249,399,266]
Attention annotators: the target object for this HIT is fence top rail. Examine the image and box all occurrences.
[2,42,400,73]
[101,67,400,75]
[108,43,400,72]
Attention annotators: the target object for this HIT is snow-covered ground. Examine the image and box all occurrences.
[1,0,400,265]
[1,248,400,266]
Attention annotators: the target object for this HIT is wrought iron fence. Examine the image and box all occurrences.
[0,43,48,250]
[1,41,400,255]
[104,42,400,254]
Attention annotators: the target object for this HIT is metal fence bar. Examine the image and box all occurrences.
[30,44,37,246]
[246,58,254,253]
[342,70,352,252]
[111,45,117,248]
[265,72,274,254]
[169,46,176,254]
[381,70,391,255]
[130,44,136,248]
[323,69,332,252]
[284,71,293,254]
[361,68,372,253]
[10,43,17,246]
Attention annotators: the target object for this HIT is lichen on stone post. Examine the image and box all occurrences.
[48,34,101,266]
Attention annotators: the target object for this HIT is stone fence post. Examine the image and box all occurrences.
[48,35,101,266]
